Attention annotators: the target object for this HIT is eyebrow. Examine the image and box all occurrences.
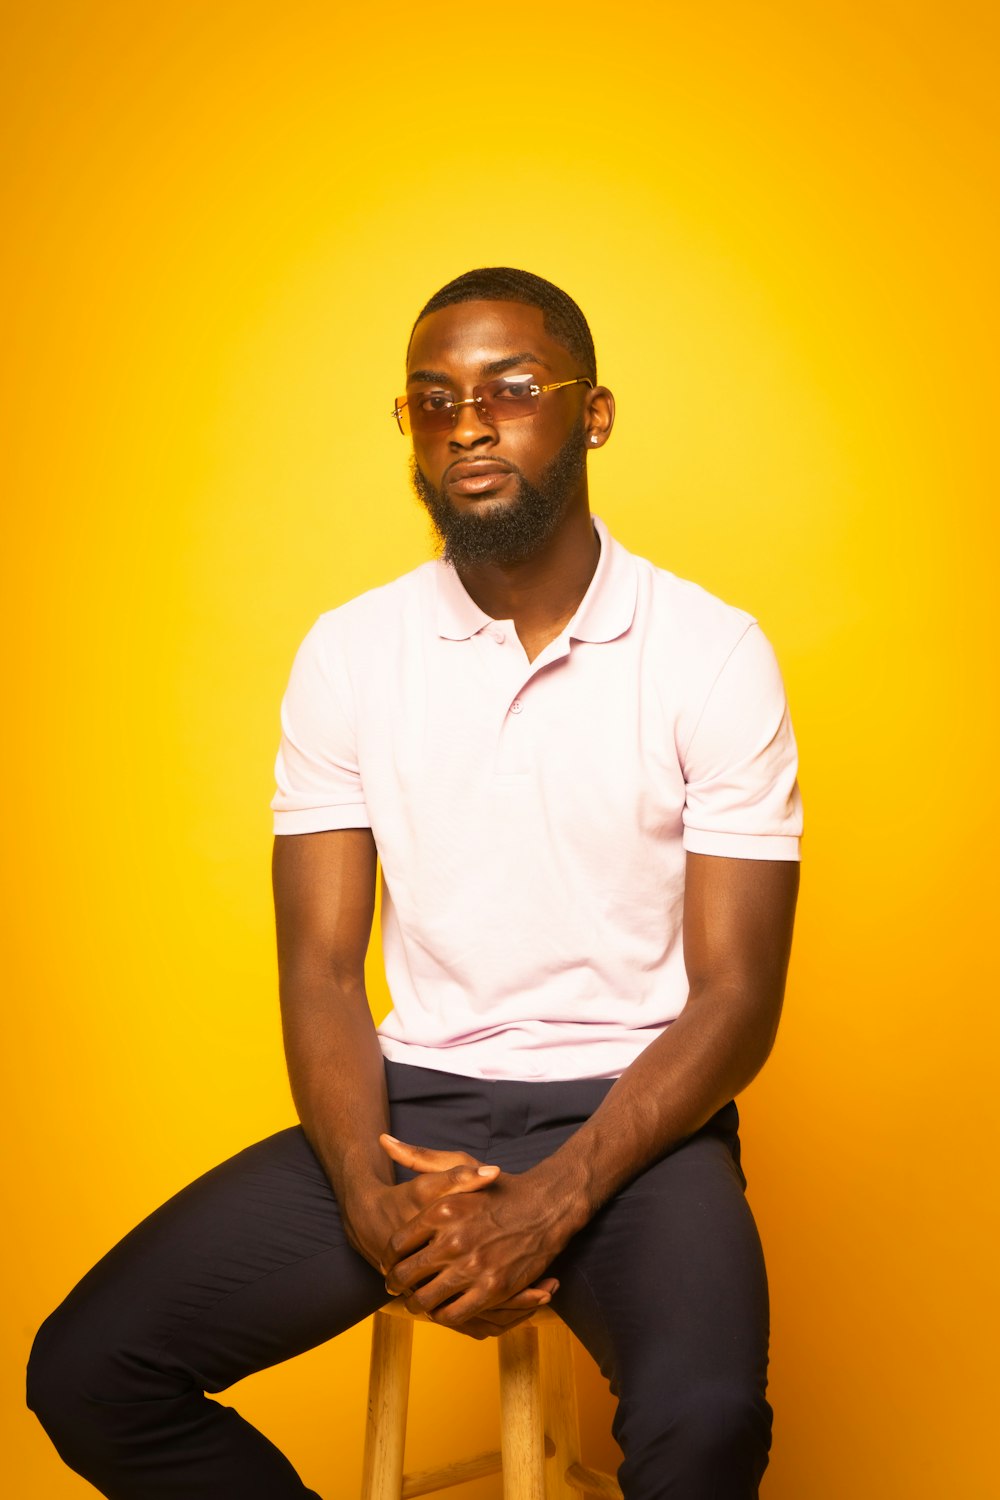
[406,352,553,387]
[479,351,552,378]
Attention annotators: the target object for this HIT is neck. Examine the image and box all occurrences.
[455,500,600,662]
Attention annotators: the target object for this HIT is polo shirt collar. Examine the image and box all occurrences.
[434,558,495,640]
[433,514,637,644]
[568,515,637,643]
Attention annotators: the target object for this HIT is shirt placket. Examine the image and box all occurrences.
[477,623,570,780]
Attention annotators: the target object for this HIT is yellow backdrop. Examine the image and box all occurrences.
[4,3,997,1496]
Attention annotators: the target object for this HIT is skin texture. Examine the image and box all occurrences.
[406,300,615,662]
[273,298,799,1337]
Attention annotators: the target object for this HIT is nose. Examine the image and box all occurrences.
[448,397,498,450]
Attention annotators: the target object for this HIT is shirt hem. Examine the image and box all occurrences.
[682,827,801,860]
[272,805,372,834]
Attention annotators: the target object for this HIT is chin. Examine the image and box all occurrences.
[410,443,581,569]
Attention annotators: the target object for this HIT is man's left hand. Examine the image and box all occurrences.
[379,1135,576,1335]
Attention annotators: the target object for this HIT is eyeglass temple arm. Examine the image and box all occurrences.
[537,377,595,393]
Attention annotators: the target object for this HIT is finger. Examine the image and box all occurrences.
[445,1312,538,1340]
[385,1245,451,1298]
[402,1271,468,1317]
[380,1140,499,1204]
[424,1286,503,1330]
[392,1248,464,1308]
[383,1226,464,1288]
[380,1135,482,1173]
[465,1308,542,1332]
[488,1283,559,1312]
[385,1181,493,1266]
[418,1162,499,1204]
[401,1273,554,1323]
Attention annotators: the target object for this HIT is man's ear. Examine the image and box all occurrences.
[584,386,615,449]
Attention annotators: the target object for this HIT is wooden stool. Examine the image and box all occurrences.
[360,1301,622,1500]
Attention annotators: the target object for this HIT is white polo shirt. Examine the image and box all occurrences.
[272,517,802,1082]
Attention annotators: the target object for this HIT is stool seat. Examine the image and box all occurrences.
[361,1301,622,1500]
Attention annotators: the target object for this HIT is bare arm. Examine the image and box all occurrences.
[384,852,800,1324]
[273,830,503,1270]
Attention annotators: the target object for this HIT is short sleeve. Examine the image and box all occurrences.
[681,623,802,861]
[270,616,371,835]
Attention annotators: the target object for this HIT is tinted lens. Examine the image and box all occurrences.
[478,376,539,424]
[406,390,457,435]
[396,377,542,437]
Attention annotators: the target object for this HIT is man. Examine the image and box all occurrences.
[28,267,801,1499]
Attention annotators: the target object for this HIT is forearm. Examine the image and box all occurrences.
[280,965,393,1220]
[533,854,799,1236]
[530,980,781,1237]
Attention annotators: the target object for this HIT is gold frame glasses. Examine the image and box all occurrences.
[391,375,594,437]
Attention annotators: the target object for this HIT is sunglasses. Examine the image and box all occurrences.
[391,375,594,436]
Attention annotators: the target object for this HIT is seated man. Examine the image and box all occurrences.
[28,266,802,1500]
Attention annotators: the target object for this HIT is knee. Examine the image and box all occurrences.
[26,1302,93,1441]
[675,1379,771,1464]
[26,1296,141,1456]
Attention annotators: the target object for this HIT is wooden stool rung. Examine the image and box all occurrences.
[564,1463,623,1499]
[401,1446,502,1497]
[400,1436,555,1498]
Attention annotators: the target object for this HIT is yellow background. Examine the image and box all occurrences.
[4,3,997,1495]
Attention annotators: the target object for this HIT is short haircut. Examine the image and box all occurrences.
[410,267,597,383]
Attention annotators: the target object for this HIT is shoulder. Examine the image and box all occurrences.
[602,529,787,751]
[305,559,437,655]
[612,528,759,671]
[646,561,756,650]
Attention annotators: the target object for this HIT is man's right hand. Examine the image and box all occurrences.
[343,1138,559,1339]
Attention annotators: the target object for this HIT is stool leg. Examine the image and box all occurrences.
[538,1320,582,1500]
[361,1309,414,1500]
[498,1323,547,1500]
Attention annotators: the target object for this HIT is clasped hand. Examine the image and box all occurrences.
[367,1136,564,1340]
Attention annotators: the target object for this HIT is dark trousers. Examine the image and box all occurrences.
[27,1062,772,1499]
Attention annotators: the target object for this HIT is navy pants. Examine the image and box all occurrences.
[27,1062,772,1498]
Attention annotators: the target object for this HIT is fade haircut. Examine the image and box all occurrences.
[410,267,597,384]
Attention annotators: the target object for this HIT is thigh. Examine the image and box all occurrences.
[36,1127,388,1399]
[550,1110,771,1478]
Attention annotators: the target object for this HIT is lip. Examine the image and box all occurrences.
[445,460,516,496]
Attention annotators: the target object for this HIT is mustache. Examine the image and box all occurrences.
[441,456,519,483]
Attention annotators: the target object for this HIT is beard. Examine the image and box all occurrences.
[410,421,587,568]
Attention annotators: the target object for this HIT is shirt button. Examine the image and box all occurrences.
[491,629,505,644]
[510,700,523,714]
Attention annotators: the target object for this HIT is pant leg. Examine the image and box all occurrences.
[547,1105,772,1500]
[26,1065,507,1499]
[27,1126,388,1500]
[28,1070,771,1500]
